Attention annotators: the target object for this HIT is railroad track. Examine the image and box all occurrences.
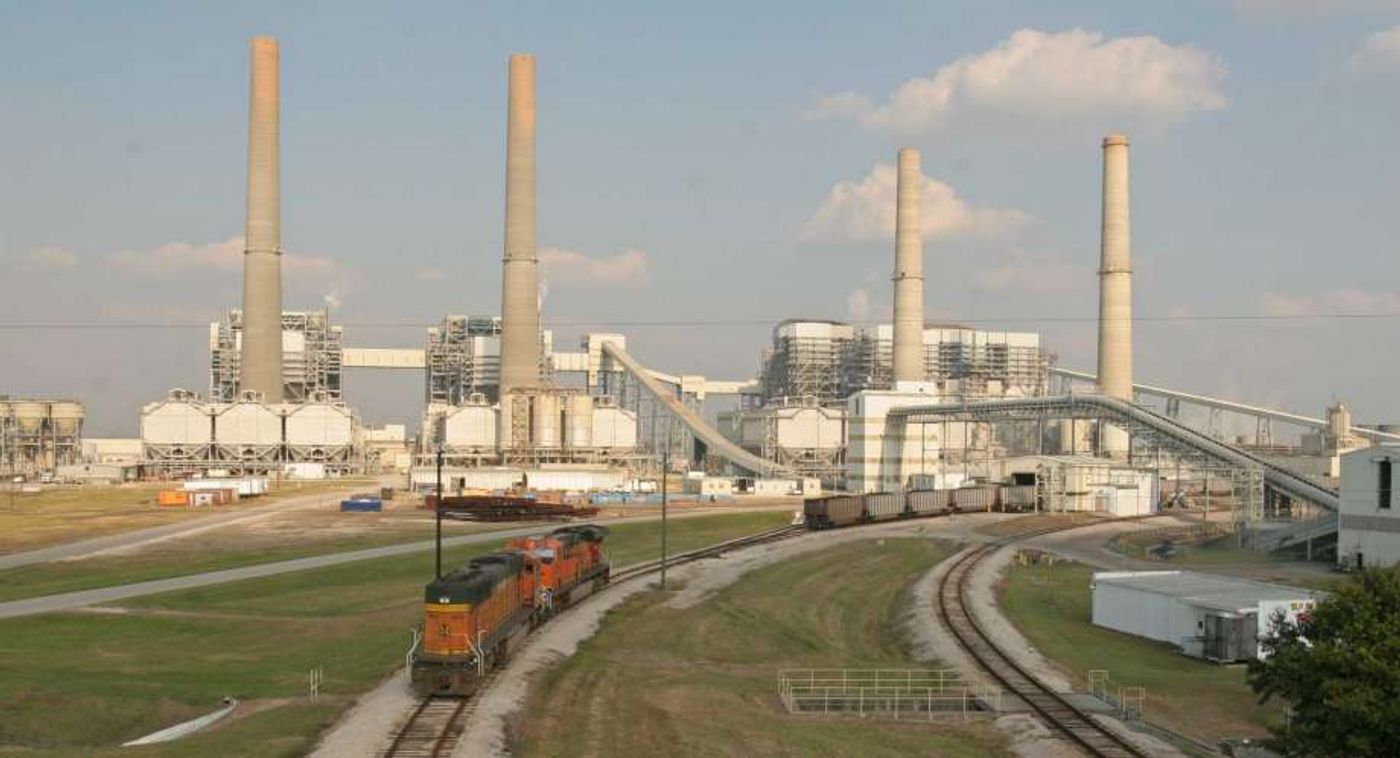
[384,523,805,756]
[608,524,807,583]
[382,689,477,758]
[937,525,1152,758]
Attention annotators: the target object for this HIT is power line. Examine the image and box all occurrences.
[0,312,1396,330]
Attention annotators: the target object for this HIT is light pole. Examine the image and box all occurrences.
[434,444,444,579]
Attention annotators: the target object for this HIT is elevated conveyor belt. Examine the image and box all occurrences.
[887,395,1339,511]
[601,342,795,478]
[1051,367,1400,443]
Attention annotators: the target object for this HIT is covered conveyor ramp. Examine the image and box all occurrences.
[600,342,795,478]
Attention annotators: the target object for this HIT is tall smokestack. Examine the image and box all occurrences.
[891,148,924,386]
[1097,135,1133,402]
[239,36,283,403]
[1097,134,1132,457]
[498,54,540,400]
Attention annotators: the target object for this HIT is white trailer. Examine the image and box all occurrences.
[1090,570,1322,661]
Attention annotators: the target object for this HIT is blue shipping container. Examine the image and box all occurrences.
[340,498,383,512]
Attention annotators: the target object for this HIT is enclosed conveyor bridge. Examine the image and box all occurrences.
[600,342,796,479]
[886,394,1339,513]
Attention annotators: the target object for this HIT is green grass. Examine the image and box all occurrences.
[0,509,788,757]
[0,479,375,554]
[999,559,1287,743]
[513,538,1011,758]
[0,521,506,603]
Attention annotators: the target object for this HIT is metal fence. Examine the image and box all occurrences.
[1087,669,1144,721]
[778,669,998,720]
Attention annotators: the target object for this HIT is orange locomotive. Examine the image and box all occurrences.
[410,525,610,696]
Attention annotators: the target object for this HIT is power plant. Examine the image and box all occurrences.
[111,38,1385,552]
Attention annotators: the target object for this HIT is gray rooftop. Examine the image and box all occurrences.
[1092,570,1322,613]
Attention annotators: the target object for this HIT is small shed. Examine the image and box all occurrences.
[1091,570,1322,662]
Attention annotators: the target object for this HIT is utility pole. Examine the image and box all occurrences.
[660,443,669,590]
[434,444,444,579]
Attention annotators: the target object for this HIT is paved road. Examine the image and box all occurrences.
[0,508,777,620]
[0,482,382,570]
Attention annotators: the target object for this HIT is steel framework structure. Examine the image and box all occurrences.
[885,395,1340,525]
[210,310,343,403]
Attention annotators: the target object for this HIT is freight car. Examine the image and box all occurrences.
[1000,484,1038,511]
[950,485,998,513]
[410,525,609,696]
[803,495,863,529]
[905,488,952,516]
[864,492,904,523]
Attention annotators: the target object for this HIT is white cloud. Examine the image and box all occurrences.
[1350,26,1400,71]
[415,267,447,282]
[814,28,1226,132]
[973,251,1084,294]
[539,247,650,288]
[23,246,78,270]
[1260,288,1400,316]
[105,237,339,279]
[801,163,1027,243]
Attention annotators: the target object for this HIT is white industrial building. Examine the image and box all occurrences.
[1091,570,1321,662]
[1338,445,1400,568]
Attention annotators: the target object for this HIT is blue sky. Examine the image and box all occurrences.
[2,1,1399,435]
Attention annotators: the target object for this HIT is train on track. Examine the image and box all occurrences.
[410,524,610,697]
[803,484,1037,529]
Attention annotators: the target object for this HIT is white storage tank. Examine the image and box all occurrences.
[285,403,355,448]
[214,402,284,458]
[140,398,214,446]
[565,395,594,449]
[48,402,85,436]
[11,401,47,433]
[532,394,562,449]
[443,403,498,450]
[592,403,638,450]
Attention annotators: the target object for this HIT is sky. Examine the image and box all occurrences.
[2,0,1400,436]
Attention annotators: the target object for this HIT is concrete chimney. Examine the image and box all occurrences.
[497,54,540,448]
[239,36,284,403]
[891,148,924,386]
[1097,135,1132,456]
[1097,135,1133,402]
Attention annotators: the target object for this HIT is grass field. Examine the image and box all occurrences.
[0,504,791,603]
[512,538,1011,758]
[0,509,788,758]
[0,518,504,603]
[998,559,1286,744]
[0,479,374,554]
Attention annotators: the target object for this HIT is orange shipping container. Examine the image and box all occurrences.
[157,490,190,507]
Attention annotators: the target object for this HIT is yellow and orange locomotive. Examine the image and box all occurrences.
[410,525,609,696]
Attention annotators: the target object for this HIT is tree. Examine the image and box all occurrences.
[1247,566,1400,757]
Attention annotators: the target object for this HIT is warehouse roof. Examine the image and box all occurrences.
[1092,570,1322,614]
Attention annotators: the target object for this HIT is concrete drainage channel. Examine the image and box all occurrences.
[121,698,239,746]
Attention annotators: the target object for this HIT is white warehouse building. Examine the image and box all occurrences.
[1338,445,1400,569]
[1091,570,1321,662]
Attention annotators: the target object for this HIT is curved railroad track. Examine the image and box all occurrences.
[937,527,1152,758]
[382,523,806,757]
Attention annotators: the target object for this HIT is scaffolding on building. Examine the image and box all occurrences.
[425,316,502,405]
[759,320,854,406]
[209,310,344,403]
